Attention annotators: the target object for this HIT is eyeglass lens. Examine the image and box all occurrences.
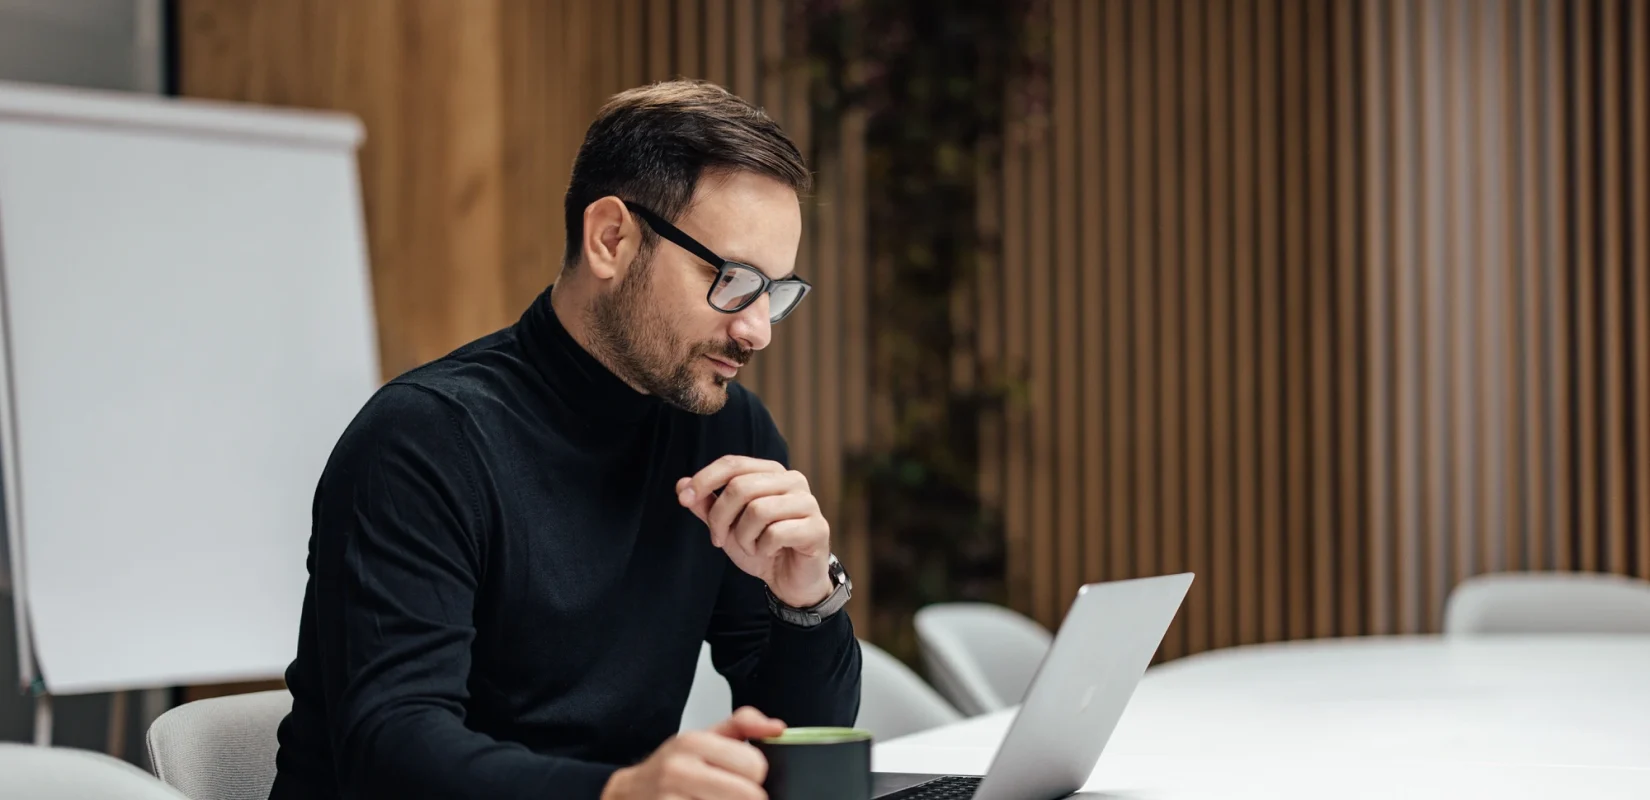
[709,264,806,322]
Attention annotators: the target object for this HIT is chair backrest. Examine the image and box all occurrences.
[145,689,293,800]
[1444,571,1650,635]
[0,742,190,799]
[914,602,1053,716]
[680,641,734,731]
[855,639,962,742]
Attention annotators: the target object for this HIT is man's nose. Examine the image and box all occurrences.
[729,294,773,352]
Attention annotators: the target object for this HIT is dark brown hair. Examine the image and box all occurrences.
[562,79,811,270]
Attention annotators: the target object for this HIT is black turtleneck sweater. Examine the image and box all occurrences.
[268,288,862,800]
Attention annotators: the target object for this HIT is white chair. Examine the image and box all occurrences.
[914,602,1053,716]
[684,639,959,741]
[1444,571,1650,635]
[855,639,962,741]
[145,689,292,800]
[0,742,190,799]
[680,641,734,731]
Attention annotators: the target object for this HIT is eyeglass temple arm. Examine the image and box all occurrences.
[622,202,727,269]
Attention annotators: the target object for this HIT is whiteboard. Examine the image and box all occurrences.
[0,81,381,694]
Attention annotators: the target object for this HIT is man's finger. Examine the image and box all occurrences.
[710,472,803,548]
[679,761,767,800]
[730,494,815,558]
[674,732,769,784]
[753,516,822,559]
[686,455,784,501]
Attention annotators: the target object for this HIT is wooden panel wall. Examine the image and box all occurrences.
[989,0,1368,659]
[1360,0,1650,632]
[177,0,873,620]
[995,0,1650,657]
[179,0,1648,671]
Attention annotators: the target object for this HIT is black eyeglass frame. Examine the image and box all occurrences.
[623,201,813,323]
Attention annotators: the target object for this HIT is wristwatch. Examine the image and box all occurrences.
[766,554,852,628]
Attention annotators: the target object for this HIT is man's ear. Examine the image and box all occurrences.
[581,196,638,281]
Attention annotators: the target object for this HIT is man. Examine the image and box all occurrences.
[269,80,862,800]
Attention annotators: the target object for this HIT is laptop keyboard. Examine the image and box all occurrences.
[885,776,984,800]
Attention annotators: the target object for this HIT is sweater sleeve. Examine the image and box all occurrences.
[308,385,618,799]
[702,393,863,727]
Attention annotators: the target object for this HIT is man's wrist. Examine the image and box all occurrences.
[772,578,834,609]
[766,555,851,627]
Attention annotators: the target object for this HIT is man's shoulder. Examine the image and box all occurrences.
[378,329,530,415]
[335,329,527,453]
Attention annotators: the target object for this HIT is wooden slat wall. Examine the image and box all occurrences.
[991,0,1364,652]
[177,0,873,621]
[1363,0,1650,616]
[180,0,1648,669]
[995,0,1650,653]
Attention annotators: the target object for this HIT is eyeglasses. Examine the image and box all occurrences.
[623,201,812,323]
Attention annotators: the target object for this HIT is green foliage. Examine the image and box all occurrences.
[797,0,1045,664]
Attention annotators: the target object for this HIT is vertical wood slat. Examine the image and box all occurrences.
[1230,0,1261,645]
[1633,0,1650,581]
[1599,0,1628,575]
[703,0,728,85]
[1546,0,1574,573]
[1206,0,1236,651]
[1181,0,1210,655]
[1130,0,1161,593]
[1305,0,1336,638]
[1333,0,1365,638]
[1515,0,1547,573]
[1452,0,1478,597]
[1154,0,1186,660]
[1103,0,1134,589]
[648,0,673,80]
[1255,0,1284,643]
[676,0,702,77]
[1077,0,1108,590]
[1051,0,1084,618]
[1574,0,1600,574]
[1280,0,1309,642]
[1475,0,1503,579]
[1364,0,1394,634]
[1391,0,1423,633]
[1452,0,1478,593]
[1504,0,1531,574]
[1418,0,1445,636]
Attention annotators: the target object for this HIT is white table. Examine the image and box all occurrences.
[873,636,1650,798]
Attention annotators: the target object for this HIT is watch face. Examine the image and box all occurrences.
[829,556,851,590]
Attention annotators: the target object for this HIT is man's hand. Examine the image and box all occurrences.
[602,707,785,800]
[677,456,833,608]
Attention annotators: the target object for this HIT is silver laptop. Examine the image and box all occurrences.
[872,573,1194,800]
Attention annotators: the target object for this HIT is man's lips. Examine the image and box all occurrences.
[705,355,741,376]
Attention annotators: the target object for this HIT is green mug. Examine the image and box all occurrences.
[752,727,874,800]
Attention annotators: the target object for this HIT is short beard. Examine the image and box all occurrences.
[587,250,749,415]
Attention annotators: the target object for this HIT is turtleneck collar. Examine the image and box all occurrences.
[515,285,664,427]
